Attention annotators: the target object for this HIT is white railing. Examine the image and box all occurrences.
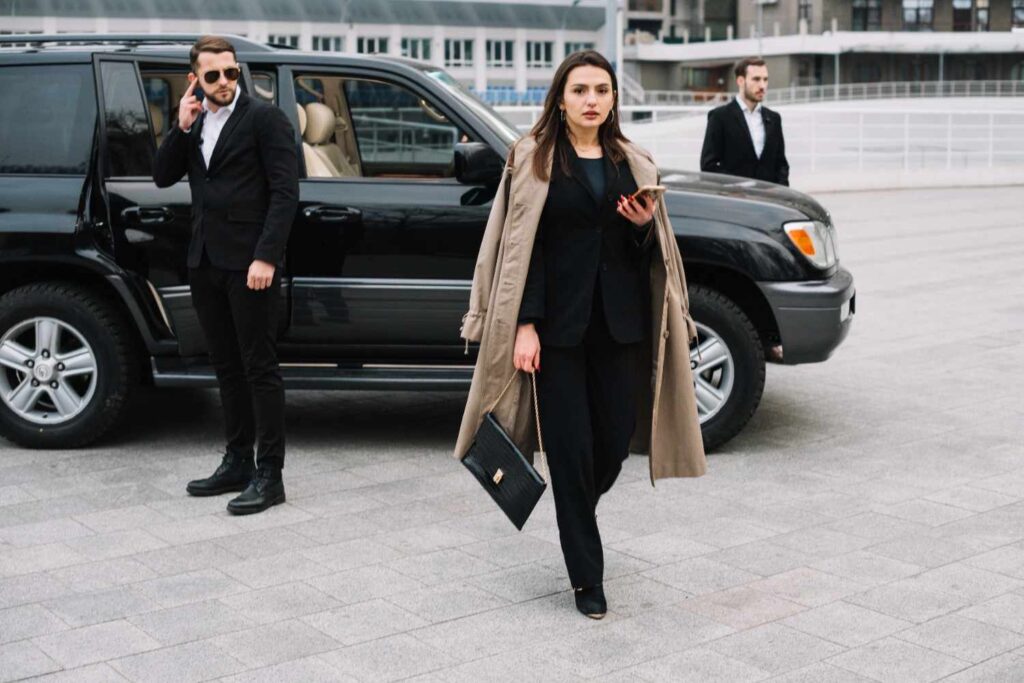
[641,80,1024,107]
[621,106,1024,191]
[494,104,708,128]
[494,105,1024,190]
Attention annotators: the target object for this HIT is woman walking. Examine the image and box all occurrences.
[455,50,706,619]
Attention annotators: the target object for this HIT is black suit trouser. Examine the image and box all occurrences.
[189,262,286,470]
[537,292,637,588]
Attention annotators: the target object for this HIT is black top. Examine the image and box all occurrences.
[153,92,300,269]
[699,98,790,186]
[577,156,605,202]
[517,142,655,347]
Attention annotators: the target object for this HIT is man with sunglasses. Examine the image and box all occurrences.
[154,36,298,515]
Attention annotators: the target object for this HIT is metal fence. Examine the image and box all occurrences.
[617,106,1024,190]
[497,80,1024,108]
[496,105,1024,170]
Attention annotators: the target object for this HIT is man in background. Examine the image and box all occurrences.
[700,57,790,186]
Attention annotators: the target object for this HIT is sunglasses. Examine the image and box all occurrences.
[201,67,241,85]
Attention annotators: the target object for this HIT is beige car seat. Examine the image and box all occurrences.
[303,102,359,177]
[297,103,335,178]
[149,103,165,148]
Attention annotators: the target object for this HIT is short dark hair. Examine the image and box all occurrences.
[735,57,767,78]
[190,36,237,72]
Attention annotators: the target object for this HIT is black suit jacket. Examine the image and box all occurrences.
[153,91,299,270]
[518,141,654,348]
[700,99,789,186]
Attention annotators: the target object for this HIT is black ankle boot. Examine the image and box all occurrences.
[226,467,285,516]
[574,585,607,619]
[186,454,255,497]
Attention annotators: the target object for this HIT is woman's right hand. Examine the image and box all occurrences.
[514,323,541,373]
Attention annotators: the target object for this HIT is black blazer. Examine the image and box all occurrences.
[153,91,299,270]
[700,99,789,186]
[518,141,654,348]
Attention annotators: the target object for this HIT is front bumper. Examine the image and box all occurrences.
[757,266,856,365]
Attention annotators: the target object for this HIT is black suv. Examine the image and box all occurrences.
[0,34,855,451]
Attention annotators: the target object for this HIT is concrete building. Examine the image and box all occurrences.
[0,0,616,104]
[625,0,1024,95]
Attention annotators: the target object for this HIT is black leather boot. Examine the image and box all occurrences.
[186,454,255,497]
[226,468,285,515]
[574,585,607,620]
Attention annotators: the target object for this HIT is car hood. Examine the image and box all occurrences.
[658,169,832,227]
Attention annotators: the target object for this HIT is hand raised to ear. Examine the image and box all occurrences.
[178,77,203,132]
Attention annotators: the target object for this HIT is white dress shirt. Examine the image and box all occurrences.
[199,86,241,168]
[735,95,765,159]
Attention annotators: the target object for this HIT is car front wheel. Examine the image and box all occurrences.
[689,284,766,452]
[0,283,138,448]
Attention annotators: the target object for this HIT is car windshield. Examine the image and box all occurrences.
[422,68,521,149]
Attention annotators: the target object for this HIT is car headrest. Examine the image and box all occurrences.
[149,102,164,133]
[303,102,336,145]
[296,103,307,136]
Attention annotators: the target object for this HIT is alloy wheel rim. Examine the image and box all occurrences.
[690,321,735,424]
[0,317,98,425]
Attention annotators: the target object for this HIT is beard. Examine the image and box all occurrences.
[205,85,236,107]
[744,84,765,102]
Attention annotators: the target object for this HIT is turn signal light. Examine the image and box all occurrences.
[789,229,816,256]
[784,220,838,269]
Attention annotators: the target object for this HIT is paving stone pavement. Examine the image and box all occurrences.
[1,186,1022,682]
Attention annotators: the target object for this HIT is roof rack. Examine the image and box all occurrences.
[0,33,275,52]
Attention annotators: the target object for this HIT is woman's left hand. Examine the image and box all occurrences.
[617,193,656,228]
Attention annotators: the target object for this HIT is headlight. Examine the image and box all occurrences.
[784,220,839,269]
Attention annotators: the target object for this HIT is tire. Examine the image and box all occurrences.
[0,283,138,448]
[688,284,766,452]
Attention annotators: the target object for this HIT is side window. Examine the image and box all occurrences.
[100,61,152,177]
[139,66,191,150]
[294,73,470,180]
[251,70,276,104]
[0,64,96,175]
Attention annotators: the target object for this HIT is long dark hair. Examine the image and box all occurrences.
[529,50,630,182]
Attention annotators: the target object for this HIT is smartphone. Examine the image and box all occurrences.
[629,184,667,202]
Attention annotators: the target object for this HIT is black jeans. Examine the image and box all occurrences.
[536,297,637,588]
[189,263,285,470]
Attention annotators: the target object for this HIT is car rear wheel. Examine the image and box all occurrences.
[689,284,766,452]
[0,283,138,448]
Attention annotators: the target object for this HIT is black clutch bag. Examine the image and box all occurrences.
[461,371,548,530]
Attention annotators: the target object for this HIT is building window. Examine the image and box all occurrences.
[312,36,343,52]
[444,39,473,67]
[268,34,299,48]
[1015,0,1024,27]
[401,38,431,61]
[526,41,554,68]
[486,40,514,68]
[798,0,812,23]
[564,41,596,57]
[954,0,992,31]
[976,0,990,31]
[357,37,388,54]
[852,0,883,31]
[902,0,933,30]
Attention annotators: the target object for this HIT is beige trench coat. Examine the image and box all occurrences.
[453,135,706,484]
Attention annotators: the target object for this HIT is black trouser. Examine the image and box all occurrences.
[189,261,285,471]
[536,293,637,589]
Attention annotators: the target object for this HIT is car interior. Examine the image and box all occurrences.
[138,67,468,181]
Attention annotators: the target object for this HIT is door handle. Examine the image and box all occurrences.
[303,205,361,224]
[122,206,174,226]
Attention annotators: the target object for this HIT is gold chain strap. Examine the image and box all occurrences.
[487,370,549,483]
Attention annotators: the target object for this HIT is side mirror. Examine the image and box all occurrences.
[455,142,503,186]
